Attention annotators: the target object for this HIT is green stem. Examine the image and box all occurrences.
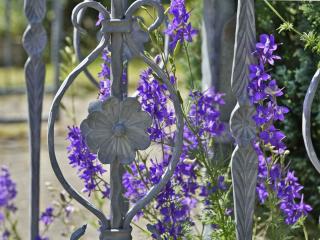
[303,224,309,240]
[263,0,302,36]
[183,43,195,90]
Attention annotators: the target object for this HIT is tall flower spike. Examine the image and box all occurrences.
[251,34,312,225]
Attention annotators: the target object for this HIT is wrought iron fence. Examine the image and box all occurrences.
[20,0,320,239]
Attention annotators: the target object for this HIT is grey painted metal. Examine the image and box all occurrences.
[48,0,184,239]
[22,0,47,239]
[109,0,128,229]
[73,1,100,88]
[80,97,152,165]
[73,0,169,89]
[303,69,320,173]
[229,0,258,239]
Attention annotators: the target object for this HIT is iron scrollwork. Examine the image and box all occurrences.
[48,0,184,239]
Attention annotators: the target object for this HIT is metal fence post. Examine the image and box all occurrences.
[22,0,47,239]
[229,0,257,239]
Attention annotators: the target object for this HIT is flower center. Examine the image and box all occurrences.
[112,123,126,137]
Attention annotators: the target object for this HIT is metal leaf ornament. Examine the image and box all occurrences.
[80,97,152,164]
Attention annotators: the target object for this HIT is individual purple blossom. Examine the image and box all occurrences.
[2,230,10,240]
[40,207,54,226]
[65,204,74,218]
[96,12,104,26]
[259,125,286,152]
[255,34,281,65]
[249,64,270,82]
[217,176,227,191]
[256,34,278,55]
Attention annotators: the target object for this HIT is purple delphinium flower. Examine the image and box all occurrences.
[255,34,281,65]
[96,12,104,26]
[0,167,18,239]
[66,126,107,195]
[0,167,17,209]
[2,230,10,240]
[165,0,198,52]
[124,65,226,238]
[250,34,311,225]
[136,66,176,142]
[40,207,54,226]
[98,50,111,101]
[188,88,225,138]
[98,49,128,101]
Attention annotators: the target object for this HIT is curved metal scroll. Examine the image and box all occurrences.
[303,69,320,173]
[48,1,112,229]
[73,1,100,87]
[48,0,184,235]
[73,0,169,89]
[230,0,258,239]
[48,36,110,229]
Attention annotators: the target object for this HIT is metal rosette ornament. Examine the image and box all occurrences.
[47,0,184,239]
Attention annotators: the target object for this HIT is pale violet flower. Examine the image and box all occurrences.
[80,97,152,164]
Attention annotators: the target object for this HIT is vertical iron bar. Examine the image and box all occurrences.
[110,0,129,229]
[23,0,47,239]
[230,0,257,239]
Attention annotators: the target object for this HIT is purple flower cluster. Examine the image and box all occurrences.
[40,207,54,226]
[0,167,17,239]
[99,50,112,101]
[250,34,312,225]
[122,60,225,238]
[165,0,198,52]
[137,65,176,142]
[123,153,198,239]
[188,89,225,137]
[67,126,108,196]
[0,167,17,212]
[98,49,128,101]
